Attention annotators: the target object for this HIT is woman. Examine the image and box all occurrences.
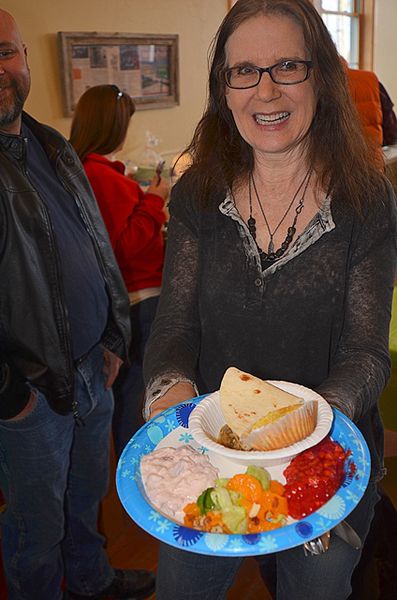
[143,1,397,599]
[70,84,169,458]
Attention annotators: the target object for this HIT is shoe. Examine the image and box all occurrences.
[66,568,155,600]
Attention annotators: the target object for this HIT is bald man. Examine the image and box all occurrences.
[0,10,154,600]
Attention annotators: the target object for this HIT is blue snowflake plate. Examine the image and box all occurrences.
[116,396,370,556]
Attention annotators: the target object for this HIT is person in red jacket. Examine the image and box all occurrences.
[70,84,169,458]
[344,59,397,149]
[346,65,383,147]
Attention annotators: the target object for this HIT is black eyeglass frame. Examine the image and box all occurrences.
[224,60,313,89]
[110,84,123,99]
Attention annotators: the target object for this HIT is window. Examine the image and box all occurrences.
[313,0,374,70]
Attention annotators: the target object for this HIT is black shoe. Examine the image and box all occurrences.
[66,568,155,600]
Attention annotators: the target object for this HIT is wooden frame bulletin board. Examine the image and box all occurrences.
[57,31,179,116]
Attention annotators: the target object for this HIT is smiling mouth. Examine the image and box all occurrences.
[254,112,290,125]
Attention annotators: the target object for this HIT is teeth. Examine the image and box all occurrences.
[255,112,289,124]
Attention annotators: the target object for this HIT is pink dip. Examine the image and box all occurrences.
[141,445,218,523]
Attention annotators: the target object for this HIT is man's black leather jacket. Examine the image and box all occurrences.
[0,112,130,419]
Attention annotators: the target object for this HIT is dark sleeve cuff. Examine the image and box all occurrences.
[100,320,127,360]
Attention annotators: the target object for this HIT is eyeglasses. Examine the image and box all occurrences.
[224,60,313,89]
[110,84,123,99]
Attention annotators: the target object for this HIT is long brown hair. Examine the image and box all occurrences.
[184,0,385,211]
[70,85,135,162]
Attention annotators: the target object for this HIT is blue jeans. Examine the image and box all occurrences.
[112,296,159,459]
[156,481,379,600]
[0,345,115,600]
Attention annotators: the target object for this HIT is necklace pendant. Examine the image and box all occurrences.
[267,239,274,254]
[247,216,257,238]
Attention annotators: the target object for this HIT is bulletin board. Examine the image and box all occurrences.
[57,31,179,116]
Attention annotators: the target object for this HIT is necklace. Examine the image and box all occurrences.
[248,168,312,269]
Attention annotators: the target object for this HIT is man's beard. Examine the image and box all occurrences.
[0,78,30,129]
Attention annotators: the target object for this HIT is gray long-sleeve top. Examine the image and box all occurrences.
[143,173,397,480]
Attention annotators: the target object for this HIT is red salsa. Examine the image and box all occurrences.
[283,437,353,519]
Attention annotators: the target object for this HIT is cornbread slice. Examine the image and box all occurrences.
[251,404,303,429]
[243,400,318,451]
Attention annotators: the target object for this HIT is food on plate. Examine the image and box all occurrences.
[182,436,354,533]
[283,437,354,519]
[183,465,288,534]
[140,445,218,523]
[218,424,245,450]
[140,434,354,534]
[218,367,318,451]
[220,367,304,437]
[244,400,318,451]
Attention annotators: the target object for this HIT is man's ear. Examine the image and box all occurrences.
[23,44,30,71]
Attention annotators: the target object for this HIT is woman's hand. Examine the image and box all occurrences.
[148,381,196,419]
[147,174,170,201]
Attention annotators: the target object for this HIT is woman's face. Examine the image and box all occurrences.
[224,13,317,161]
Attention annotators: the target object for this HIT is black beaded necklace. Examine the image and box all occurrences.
[248,168,312,270]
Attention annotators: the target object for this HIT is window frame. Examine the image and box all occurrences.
[312,0,374,70]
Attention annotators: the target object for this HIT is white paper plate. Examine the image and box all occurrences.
[189,381,334,467]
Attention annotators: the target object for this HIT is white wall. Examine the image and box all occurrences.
[374,0,397,106]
